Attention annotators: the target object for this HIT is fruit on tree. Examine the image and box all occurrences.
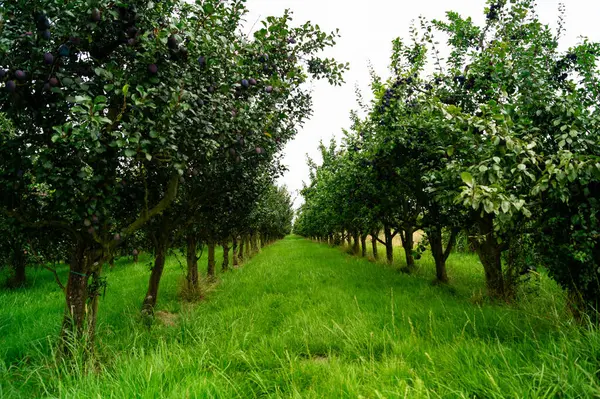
[43,53,54,64]
[5,81,16,92]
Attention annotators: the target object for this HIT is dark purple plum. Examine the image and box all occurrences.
[6,80,16,92]
[148,64,158,74]
[91,9,102,22]
[43,53,54,64]
[15,70,26,81]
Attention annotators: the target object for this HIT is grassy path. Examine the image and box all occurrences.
[1,236,599,398]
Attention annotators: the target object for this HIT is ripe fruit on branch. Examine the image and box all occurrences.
[49,77,59,87]
[249,78,257,85]
[5,80,16,92]
[265,86,273,93]
[148,64,158,74]
[167,35,178,49]
[91,9,102,22]
[241,79,249,88]
[197,56,206,67]
[15,70,26,81]
[43,53,54,64]
[58,45,70,57]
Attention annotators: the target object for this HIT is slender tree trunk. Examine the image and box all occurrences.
[244,235,251,258]
[222,240,230,271]
[470,214,506,299]
[352,231,360,255]
[384,225,394,264]
[260,233,266,249]
[86,269,103,347]
[251,231,258,254]
[12,245,26,286]
[400,226,415,272]
[238,236,245,263]
[109,257,115,270]
[371,231,379,260]
[360,234,367,257]
[186,235,199,289]
[346,231,352,247]
[207,241,215,278]
[429,226,457,284]
[61,240,94,350]
[232,236,239,267]
[142,236,168,315]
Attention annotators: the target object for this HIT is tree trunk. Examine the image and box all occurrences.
[207,241,216,278]
[186,235,199,289]
[109,257,115,270]
[260,233,266,248]
[61,241,92,349]
[142,236,168,315]
[429,226,457,284]
[346,231,352,247]
[238,236,245,263]
[244,235,251,258]
[222,241,230,271]
[251,232,258,254]
[12,245,26,286]
[400,226,415,272]
[384,225,394,264]
[232,236,239,267]
[352,231,360,255]
[360,234,367,257]
[371,231,379,260]
[470,214,505,299]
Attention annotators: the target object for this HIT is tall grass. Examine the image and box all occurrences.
[1,236,598,398]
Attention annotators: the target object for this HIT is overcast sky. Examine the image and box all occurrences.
[243,0,600,207]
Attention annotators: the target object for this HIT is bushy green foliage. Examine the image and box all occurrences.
[296,0,600,313]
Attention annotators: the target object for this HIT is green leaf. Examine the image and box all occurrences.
[124,149,136,158]
[461,172,474,187]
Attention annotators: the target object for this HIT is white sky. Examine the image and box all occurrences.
[243,0,600,208]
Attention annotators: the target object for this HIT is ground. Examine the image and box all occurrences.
[0,236,598,398]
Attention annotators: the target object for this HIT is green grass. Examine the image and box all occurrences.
[1,236,599,398]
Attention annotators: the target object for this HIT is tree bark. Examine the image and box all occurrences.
[186,235,199,289]
[232,236,239,267]
[251,231,258,254]
[400,226,415,272]
[238,236,245,263]
[12,245,26,286]
[207,241,216,278]
[61,240,93,348]
[244,235,251,258]
[470,214,506,299]
[384,225,394,264]
[360,234,367,257]
[222,240,230,271]
[371,231,379,260]
[346,231,352,247]
[142,236,168,315]
[352,231,360,255]
[429,227,457,284]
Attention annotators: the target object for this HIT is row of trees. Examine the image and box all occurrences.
[0,0,345,353]
[295,0,599,317]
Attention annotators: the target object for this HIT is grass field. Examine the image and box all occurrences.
[1,236,599,398]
